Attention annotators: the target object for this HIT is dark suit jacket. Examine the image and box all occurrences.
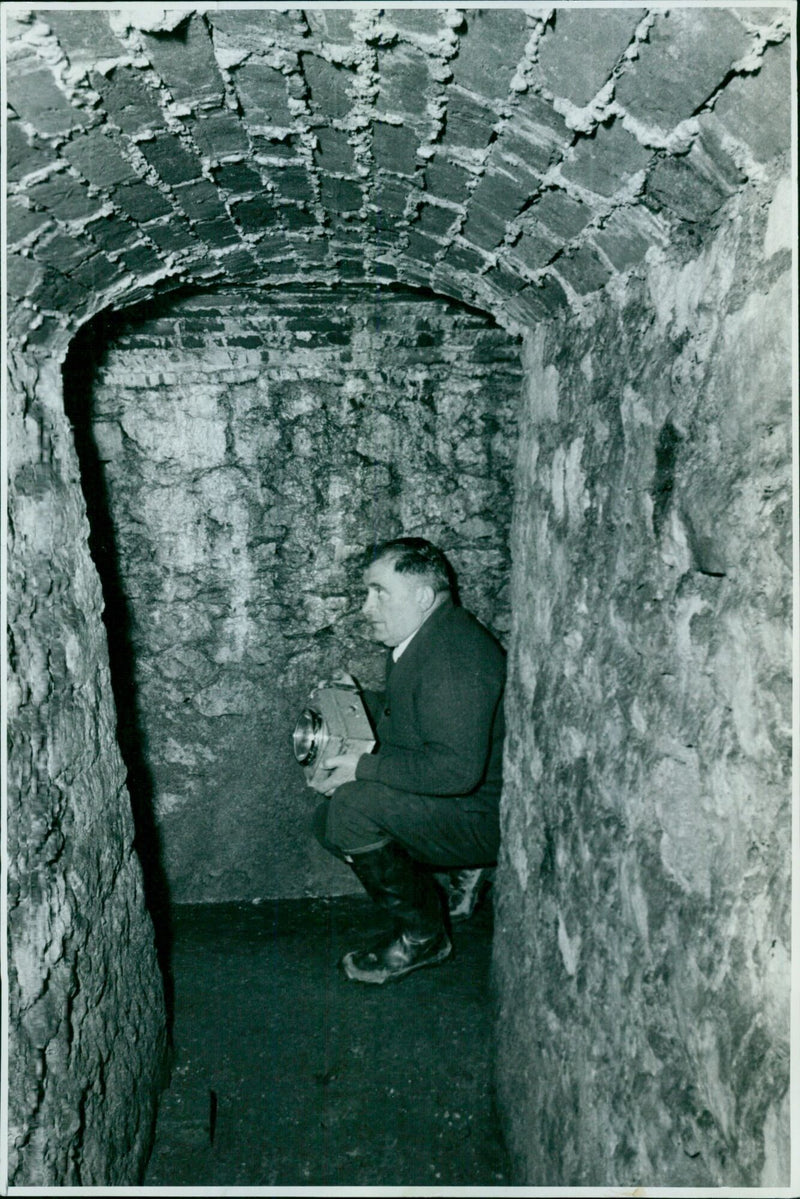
[355,599,505,808]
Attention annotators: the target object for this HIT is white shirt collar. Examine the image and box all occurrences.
[391,597,448,661]
[392,629,417,662]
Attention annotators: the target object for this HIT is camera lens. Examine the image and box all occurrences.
[293,708,324,765]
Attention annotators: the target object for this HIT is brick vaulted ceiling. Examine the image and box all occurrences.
[5,6,792,348]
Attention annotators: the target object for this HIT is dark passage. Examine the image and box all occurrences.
[144,895,508,1187]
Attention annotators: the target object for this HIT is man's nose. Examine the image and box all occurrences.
[361,594,373,616]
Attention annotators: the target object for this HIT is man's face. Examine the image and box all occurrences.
[362,556,428,647]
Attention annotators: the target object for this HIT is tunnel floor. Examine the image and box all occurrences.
[144,893,510,1188]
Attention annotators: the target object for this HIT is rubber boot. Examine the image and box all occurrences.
[435,867,494,922]
[342,841,452,984]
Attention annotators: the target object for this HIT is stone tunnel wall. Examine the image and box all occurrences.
[71,286,521,903]
[6,352,168,1186]
[493,163,792,1187]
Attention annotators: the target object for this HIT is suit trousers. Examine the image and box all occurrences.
[316,778,500,868]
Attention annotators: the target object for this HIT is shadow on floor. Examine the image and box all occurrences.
[144,895,509,1188]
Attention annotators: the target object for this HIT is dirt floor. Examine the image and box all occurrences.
[144,893,510,1188]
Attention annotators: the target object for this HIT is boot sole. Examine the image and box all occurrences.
[341,940,452,985]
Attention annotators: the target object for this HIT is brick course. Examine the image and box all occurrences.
[8,61,91,134]
[561,119,651,199]
[139,135,204,187]
[302,53,354,119]
[535,7,646,107]
[711,40,791,163]
[615,8,751,130]
[141,15,225,107]
[450,8,529,100]
[92,66,165,134]
[372,121,420,176]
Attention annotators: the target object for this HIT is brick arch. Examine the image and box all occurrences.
[6,6,791,347]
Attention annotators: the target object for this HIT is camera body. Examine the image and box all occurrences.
[293,683,376,793]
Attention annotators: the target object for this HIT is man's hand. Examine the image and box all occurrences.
[320,751,362,795]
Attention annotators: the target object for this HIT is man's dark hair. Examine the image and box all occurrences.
[366,536,458,600]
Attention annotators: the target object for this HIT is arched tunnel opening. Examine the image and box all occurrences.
[62,282,521,906]
[5,4,793,1191]
[61,279,523,1186]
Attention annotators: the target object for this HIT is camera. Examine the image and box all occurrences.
[293,682,376,793]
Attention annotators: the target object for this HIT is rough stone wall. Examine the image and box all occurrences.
[75,286,521,903]
[494,164,792,1186]
[6,352,167,1185]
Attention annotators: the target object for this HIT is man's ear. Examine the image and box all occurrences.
[417,582,436,612]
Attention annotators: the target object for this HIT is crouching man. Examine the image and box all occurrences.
[315,537,505,985]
